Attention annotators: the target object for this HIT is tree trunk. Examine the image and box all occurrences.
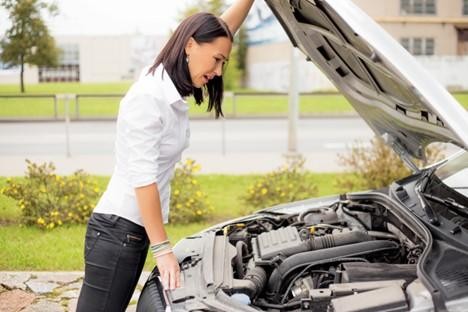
[20,54,25,93]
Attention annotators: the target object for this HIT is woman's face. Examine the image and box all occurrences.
[185,36,232,88]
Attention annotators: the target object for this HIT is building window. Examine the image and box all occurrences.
[400,0,436,14]
[400,37,435,55]
[39,44,80,82]
[464,0,468,15]
[59,44,80,65]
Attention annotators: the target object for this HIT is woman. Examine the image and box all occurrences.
[76,1,255,311]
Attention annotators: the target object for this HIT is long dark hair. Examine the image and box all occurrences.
[148,13,233,118]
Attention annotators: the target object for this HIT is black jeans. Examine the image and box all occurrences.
[77,213,149,312]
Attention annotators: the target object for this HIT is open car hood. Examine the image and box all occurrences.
[265,0,468,167]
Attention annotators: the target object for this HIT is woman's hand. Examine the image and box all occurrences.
[155,251,181,290]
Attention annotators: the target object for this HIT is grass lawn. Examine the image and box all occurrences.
[0,82,355,118]
[0,173,347,271]
[2,82,467,118]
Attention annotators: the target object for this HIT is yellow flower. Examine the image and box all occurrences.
[189,198,195,204]
[20,204,25,209]
[174,189,180,195]
[191,179,198,185]
[281,192,286,197]
[79,194,84,199]
[47,222,55,229]
[40,186,46,193]
[261,188,268,195]
[94,187,100,193]
[37,217,45,225]
[176,204,182,209]
[193,164,201,173]
[57,220,62,225]
[196,210,202,215]
[196,191,202,197]
[288,184,293,188]
[6,178,11,182]
[67,212,73,217]
[185,159,194,166]
[55,175,61,181]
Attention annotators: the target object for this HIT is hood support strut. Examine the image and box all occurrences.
[382,133,421,173]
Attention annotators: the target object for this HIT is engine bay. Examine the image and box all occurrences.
[173,195,431,312]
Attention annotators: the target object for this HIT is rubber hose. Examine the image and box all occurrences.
[235,241,249,279]
[279,230,372,257]
[267,240,399,294]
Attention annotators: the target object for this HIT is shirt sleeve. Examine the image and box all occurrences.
[121,93,165,188]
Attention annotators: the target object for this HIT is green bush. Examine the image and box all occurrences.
[336,137,445,191]
[0,160,101,229]
[169,159,213,224]
[241,156,318,212]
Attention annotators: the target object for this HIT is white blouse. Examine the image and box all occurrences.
[94,65,190,225]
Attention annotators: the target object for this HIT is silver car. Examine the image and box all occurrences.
[137,0,468,311]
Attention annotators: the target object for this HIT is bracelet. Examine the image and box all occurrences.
[150,240,171,258]
[150,240,170,253]
[153,247,173,259]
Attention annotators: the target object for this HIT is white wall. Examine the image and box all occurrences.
[247,55,468,92]
[0,65,38,85]
[416,56,468,90]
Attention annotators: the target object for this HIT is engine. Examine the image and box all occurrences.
[219,199,424,311]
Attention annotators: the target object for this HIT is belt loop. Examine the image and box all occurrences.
[109,214,119,226]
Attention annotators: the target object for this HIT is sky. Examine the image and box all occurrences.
[0,0,197,36]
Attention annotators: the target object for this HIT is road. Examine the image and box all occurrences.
[0,117,433,175]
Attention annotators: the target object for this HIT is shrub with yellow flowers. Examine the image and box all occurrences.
[1,160,101,229]
[336,137,445,191]
[170,159,213,224]
[241,156,318,213]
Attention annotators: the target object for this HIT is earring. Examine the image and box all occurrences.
[185,55,189,64]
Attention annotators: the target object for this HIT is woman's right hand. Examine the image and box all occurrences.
[155,251,181,290]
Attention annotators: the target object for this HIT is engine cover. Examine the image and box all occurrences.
[252,226,303,262]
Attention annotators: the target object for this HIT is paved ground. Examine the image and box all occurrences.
[0,118,377,175]
[0,271,151,312]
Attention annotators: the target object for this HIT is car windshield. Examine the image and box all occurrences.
[435,150,468,197]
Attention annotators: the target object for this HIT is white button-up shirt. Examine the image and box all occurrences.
[94,65,190,225]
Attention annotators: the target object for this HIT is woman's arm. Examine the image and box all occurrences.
[135,183,180,290]
[220,0,255,35]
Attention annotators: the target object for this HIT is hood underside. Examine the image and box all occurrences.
[265,0,468,163]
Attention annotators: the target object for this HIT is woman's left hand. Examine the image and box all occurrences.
[156,251,181,290]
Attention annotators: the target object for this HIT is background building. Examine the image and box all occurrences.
[1,0,468,90]
[0,34,166,85]
[246,0,468,91]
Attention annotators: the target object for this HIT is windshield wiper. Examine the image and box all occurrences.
[417,168,440,226]
[421,193,468,218]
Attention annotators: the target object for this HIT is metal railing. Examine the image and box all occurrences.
[1,90,468,121]
[0,94,59,119]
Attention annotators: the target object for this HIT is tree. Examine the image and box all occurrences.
[178,0,248,90]
[0,0,59,93]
